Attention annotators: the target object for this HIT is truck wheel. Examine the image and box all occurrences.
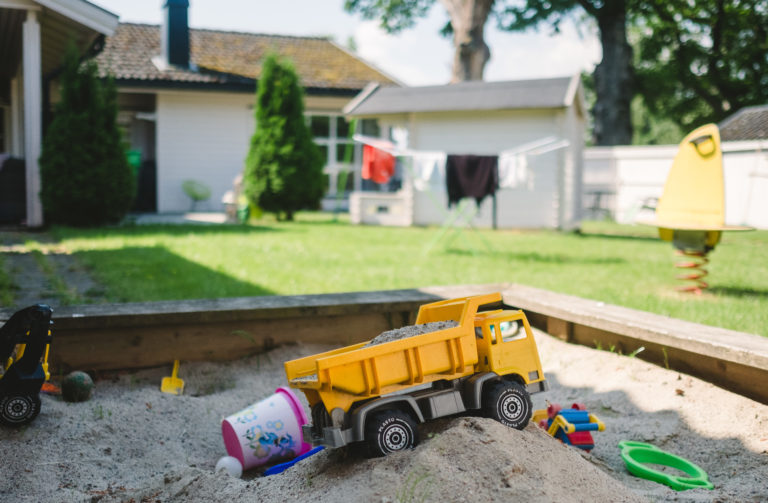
[483,381,531,430]
[364,410,419,457]
[0,394,41,427]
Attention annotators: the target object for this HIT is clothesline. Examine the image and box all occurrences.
[352,134,445,157]
[352,134,569,158]
[353,133,570,193]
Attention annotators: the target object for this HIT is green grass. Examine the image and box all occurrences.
[0,254,16,305]
[26,213,768,336]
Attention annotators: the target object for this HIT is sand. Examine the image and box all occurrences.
[363,321,459,347]
[1,328,767,502]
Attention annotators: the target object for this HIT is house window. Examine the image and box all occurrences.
[360,118,380,137]
[307,113,357,197]
[337,116,351,138]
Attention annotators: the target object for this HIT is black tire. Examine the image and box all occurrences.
[364,409,419,457]
[482,381,531,430]
[0,394,41,427]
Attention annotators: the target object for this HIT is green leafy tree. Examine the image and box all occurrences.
[497,1,634,146]
[631,95,684,145]
[244,54,325,221]
[346,0,633,145]
[39,43,135,226]
[634,0,768,132]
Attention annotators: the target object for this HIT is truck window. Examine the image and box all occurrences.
[488,324,498,344]
[496,321,524,342]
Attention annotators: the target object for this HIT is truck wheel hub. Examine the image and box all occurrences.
[383,425,408,450]
[4,397,31,419]
[501,394,522,419]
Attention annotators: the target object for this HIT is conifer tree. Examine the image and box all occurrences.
[39,43,135,226]
[244,54,325,221]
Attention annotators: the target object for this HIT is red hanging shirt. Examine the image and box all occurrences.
[362,144,396,184]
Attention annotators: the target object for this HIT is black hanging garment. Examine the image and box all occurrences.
[445,155,499,207]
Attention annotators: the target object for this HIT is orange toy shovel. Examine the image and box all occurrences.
[161,360,185,395]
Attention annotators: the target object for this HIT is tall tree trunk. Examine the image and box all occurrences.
[592,1,633,145]
[440,0,495,82]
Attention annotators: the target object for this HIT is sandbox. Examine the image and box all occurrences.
[1,286,767,502]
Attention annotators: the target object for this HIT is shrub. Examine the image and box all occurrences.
[39,43,135,226]
[244,54,325,221]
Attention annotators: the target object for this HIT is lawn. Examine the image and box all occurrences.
[26,214,768,336]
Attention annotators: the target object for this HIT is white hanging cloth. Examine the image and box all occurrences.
[410,152,447,191]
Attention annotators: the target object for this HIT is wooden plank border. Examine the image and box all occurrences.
[3,283,766,404]
[502,284,768,405]
[1,285,504,374]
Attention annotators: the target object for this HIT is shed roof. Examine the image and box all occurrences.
[719,105,768,141]
[92,23,398,94]
[344,75,580,116]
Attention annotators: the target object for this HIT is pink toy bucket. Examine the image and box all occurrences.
[221,386,312,470]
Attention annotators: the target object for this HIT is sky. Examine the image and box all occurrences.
[90,0,602,86]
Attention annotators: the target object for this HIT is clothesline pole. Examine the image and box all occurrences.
[422,200,477,255]
[492,193,497,230]
[422,199,493,256]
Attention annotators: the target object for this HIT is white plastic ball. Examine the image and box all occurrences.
[215,456,243,478]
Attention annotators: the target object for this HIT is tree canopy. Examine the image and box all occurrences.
[346,0,768,146]
[633,0,768,132]
[346,0,634,145]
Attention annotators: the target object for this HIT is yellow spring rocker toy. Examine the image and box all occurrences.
[640,124,752,294]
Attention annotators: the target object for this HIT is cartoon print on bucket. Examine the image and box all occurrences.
[221,387,312,470]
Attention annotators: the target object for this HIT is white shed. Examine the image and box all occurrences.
[344,75,586,230]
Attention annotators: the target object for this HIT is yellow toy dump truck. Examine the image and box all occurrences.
[284,293,547,457]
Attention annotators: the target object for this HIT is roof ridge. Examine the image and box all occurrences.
[379,75,573,93]
[118,22,332,41]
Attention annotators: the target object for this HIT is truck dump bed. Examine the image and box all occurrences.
[285,293,501,413]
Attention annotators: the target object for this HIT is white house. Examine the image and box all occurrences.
[583,106,768,229]
[343,75,586,230]
[0,0,119,226]
[91,0,398,214]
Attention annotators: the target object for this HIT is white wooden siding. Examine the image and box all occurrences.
[156,91,254,213]
[408,109,572,229]
[409,110,559,154]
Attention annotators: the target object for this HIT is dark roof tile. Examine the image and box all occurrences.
[720,105,768,141]
[93,23,397,92]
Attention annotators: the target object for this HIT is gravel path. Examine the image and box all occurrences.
[0,231,106,310]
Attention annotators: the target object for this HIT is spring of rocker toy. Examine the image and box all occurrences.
[674,250,710,294]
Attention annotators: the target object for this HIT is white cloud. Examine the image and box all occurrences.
[354,20,453,86]
[485,21,601,81]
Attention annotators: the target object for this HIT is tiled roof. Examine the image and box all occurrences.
[345,76,577,116]
[93,23,397,93]
[719,105,768,141]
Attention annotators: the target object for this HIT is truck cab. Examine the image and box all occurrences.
[473,310,546,393]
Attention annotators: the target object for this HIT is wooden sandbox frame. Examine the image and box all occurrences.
[2,283,766,405]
